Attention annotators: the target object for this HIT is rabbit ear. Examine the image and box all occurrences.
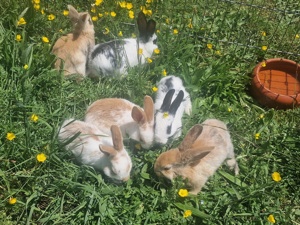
[160,89,175,111]
[132,106,146,125]
[147,19,156,37]
[168,90,184,115]
[178,124,203,151]
[137,11,148,37]
[68,5,79,23]
[99,145,117,156]
[143,95,154,122]
[110,125,124,151]
[180,147,213,167]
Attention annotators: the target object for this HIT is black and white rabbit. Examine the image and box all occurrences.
[88,11,157,77]
[58,119,132,182]
[154,75,192,145]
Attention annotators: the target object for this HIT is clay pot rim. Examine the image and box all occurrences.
[253,58,300,98]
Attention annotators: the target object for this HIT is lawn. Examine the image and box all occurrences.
[1,0,300,224]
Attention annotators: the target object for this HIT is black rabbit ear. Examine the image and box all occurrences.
[160,89,175,111]
[147,19,156,37]
[169,90,184,115]
[137,11,148,38]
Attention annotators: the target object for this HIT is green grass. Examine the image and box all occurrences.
[1,0,300,224]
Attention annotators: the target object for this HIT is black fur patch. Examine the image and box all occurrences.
[167,124,172,135]
[165,77,174,90]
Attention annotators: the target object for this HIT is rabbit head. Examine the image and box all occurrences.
[154,124,213,193]
[131,95,155,149]
[99,125,132,182]
[154,89,185,145]
[68,5,94,36]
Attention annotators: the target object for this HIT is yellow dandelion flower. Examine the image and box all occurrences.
[104,12,109,16]
[146,0,153,3]
[98,13,103,17]
[261,61,267,67]
[42,36,49,43]
[36,153,47,163]
[261,45,268,51]
[119,1,127,8]
[173,29,179,35]
[30,114,38,122]
[33,0,40,3]
[183,210,192,218]
[147,58,153,63]
[23,64,29,70]
[91,7,96,13]
[152,86,158,92]
[41,9,45,15]
[135,143,141,150]
[156,29,160,34]
[295,34,300,39]
[103,28,110,35]
[162,69,167,76]
[92,16,98,21]
[128,10,134,19]
[163,112,169,118]
[34,4,40,10]
[215,50,221,55]
[178,189,189,197]
[126,3,133,10]
[165,18,170,24]
[6,132,16,141]
[207,43,213,49]
[187,19,193,29]
[138,48,143,55]
[268,214,276,224]
[261,31,266,36]
[47,14,55,21]
[63,10,69,16]
[118,31,123,37]
[9,197,17,205]
[110,11,117,17]
[16,34,22,42]
[154,48,160,54]
[95,0,103,6]
[228,107,232,112]
[17,17,26,26]
[272,172,281,182]
[145,10,152,16]
[259,113,264,119]
[255,133,260,140]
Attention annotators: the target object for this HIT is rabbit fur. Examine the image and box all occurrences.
[84,96,155,149]
[52,5,95,78]
[58,119,132,182]
[154,119,239,194]
[154,75,192,145]
[88,11,157,77]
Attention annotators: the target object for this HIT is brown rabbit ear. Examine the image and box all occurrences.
[180,146,213,167]
[131,106,146,125]
[178,124,203,152]
[143,95,154,123]
[68,5,79,23]
[110,125,124,151]
[99,145,117,156]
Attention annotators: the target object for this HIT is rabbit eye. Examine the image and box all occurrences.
[163,166,171,171]
[153,39,157,44]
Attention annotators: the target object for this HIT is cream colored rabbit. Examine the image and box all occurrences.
[154,119,239,194]
[58,119,132,182]
[52,5,95,78]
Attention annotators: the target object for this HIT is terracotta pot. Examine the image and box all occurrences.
[251,58,300,109]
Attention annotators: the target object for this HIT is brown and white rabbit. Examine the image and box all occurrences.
[58,119,132,182]
[154,119,239,194]
[84,96,154,149]
[52,5,95,78]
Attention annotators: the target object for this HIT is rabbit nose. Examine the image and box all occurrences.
[122,176,130,182]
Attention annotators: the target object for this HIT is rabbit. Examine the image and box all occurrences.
[154,75,192,145]
[154,119,239,195]
[84,95,154,149]
[88,11,157,77]
[52,5,95,78]
[58,119,132,182]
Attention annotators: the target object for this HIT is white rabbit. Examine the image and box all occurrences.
[58,119,132,182]
[84,95,154,149]
[88,11,157,77]
[154,119,239,195]
[154,75,192,145]
[52,5,95,78]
